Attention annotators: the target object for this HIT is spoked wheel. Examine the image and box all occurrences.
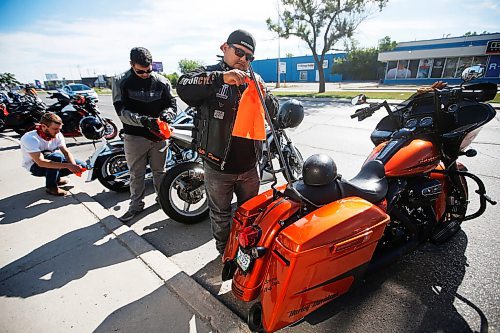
[158,161,208,224]
[103,119,118,140]
[97,152,130,192]
[248,302,264,332]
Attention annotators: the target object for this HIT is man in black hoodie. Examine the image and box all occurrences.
[177,30,278,254]
[112,47,177,222]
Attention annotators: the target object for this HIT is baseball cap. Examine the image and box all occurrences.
[227,29,255,53]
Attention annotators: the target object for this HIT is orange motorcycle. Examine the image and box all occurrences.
[221,65,497,332]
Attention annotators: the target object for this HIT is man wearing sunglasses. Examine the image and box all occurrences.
[177,29,278,255]
[112,47,177,222]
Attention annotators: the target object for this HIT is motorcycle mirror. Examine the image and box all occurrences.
[351,94,367,106]
[461,65,485,82]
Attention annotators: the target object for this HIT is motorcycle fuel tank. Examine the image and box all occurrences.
[371,139,440,177]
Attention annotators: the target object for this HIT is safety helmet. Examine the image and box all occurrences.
[79,116,104,140]
[302,154,338,186]
[277,99,304,129]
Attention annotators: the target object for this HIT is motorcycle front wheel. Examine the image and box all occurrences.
[97,152,130,192]
[103,119,118,140]
[158,161,208,224]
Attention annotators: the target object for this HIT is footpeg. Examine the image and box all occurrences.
[431,220,461,244]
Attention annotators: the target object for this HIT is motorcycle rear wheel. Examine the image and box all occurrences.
[158,161,208,224]
[97,152,130,192]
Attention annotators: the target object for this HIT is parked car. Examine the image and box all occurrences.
[61,84,99,101]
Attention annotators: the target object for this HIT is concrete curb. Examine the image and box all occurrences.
[70,188,250,333]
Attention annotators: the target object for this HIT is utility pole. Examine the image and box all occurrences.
[276,0,281,88]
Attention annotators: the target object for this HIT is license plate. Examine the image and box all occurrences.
[236,248,252,272]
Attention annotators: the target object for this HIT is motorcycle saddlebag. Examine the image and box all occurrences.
[259,197,389,332]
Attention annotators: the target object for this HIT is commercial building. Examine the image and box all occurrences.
[378,33,500,84]
[252,53,345,83]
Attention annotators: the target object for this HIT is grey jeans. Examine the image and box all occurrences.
[124,134,167,212]
[203,164,260,254]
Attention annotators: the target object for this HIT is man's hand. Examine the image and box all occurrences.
[140,116,159,131]
[223,69,248,86]
[159,110,176,123]
[67,163,83,174]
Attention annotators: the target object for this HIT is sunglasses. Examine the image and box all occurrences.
[229,44,254,62]
[133,67,153,74]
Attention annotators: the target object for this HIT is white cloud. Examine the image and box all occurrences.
[1,0,498,83]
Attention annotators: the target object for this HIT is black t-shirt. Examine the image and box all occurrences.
[223,136,257,174]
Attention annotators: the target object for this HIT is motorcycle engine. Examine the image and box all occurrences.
[406,177,442,207]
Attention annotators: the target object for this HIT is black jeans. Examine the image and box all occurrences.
[203,164,260,254]
[30,152,85,188]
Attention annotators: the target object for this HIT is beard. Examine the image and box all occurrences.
[44,129,56,139]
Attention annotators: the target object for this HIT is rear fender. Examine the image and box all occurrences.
[86,141,124,181]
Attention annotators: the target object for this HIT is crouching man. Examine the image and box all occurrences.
[20,112,85,196]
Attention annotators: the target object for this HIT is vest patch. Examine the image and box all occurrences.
[214,110,224,119]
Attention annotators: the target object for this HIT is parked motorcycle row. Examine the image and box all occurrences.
[0,88,117,138]
[1,65,497,333]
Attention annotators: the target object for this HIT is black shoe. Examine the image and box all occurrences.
[119,209,142,222]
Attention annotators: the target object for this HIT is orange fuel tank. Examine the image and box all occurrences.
[382,139,440,177]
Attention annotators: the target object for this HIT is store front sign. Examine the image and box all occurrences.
[297,63,315,70]
[485,40,500,55]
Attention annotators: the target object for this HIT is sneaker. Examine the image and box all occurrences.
[119,209,142,222]
[57,177,70,186]
[46,186,69,196]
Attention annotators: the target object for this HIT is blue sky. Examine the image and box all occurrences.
[1,0,499,83]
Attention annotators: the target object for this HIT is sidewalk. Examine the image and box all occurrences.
[0,134,249,333]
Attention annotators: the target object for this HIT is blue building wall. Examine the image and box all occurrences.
[252,53,345,83]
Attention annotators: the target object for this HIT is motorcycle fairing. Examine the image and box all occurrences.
[259,197,389,332]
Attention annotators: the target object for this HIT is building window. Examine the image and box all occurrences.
[430,58,445,78]
[385,60,411,79]
[407,60,419,78]
[443,58,458,78]
[473,56,488,66]
[455,57,474,78]
[416,59,432,78]
[299,71,307,80]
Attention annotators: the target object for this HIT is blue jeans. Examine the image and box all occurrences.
[30,152,85,188]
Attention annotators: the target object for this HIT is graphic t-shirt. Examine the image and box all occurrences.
[20,130,66,170]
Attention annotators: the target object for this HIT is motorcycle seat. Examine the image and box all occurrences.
[289,179,343,206]
[339,160,388,203]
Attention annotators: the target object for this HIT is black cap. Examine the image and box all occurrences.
[227,29,255,53]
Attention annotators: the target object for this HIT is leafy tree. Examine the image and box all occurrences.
[378,35,397,52]
[178,59,204,74]
[463,31,489,36]
[285,52,294,58]
[331,36,396,80]
[267,0,388,92]
[162,72,179,88]
[0,72,21,88]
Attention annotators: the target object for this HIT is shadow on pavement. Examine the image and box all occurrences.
[0,216,146,298]
[94,283,212,333]
[0,187,79,225]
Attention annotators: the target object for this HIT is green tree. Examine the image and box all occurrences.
[0,72,21,87]
[331,36,396,80]
[378,35,397,52]
[267,0,388,93]
[178,59,204,74]
[162,72,179,88]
